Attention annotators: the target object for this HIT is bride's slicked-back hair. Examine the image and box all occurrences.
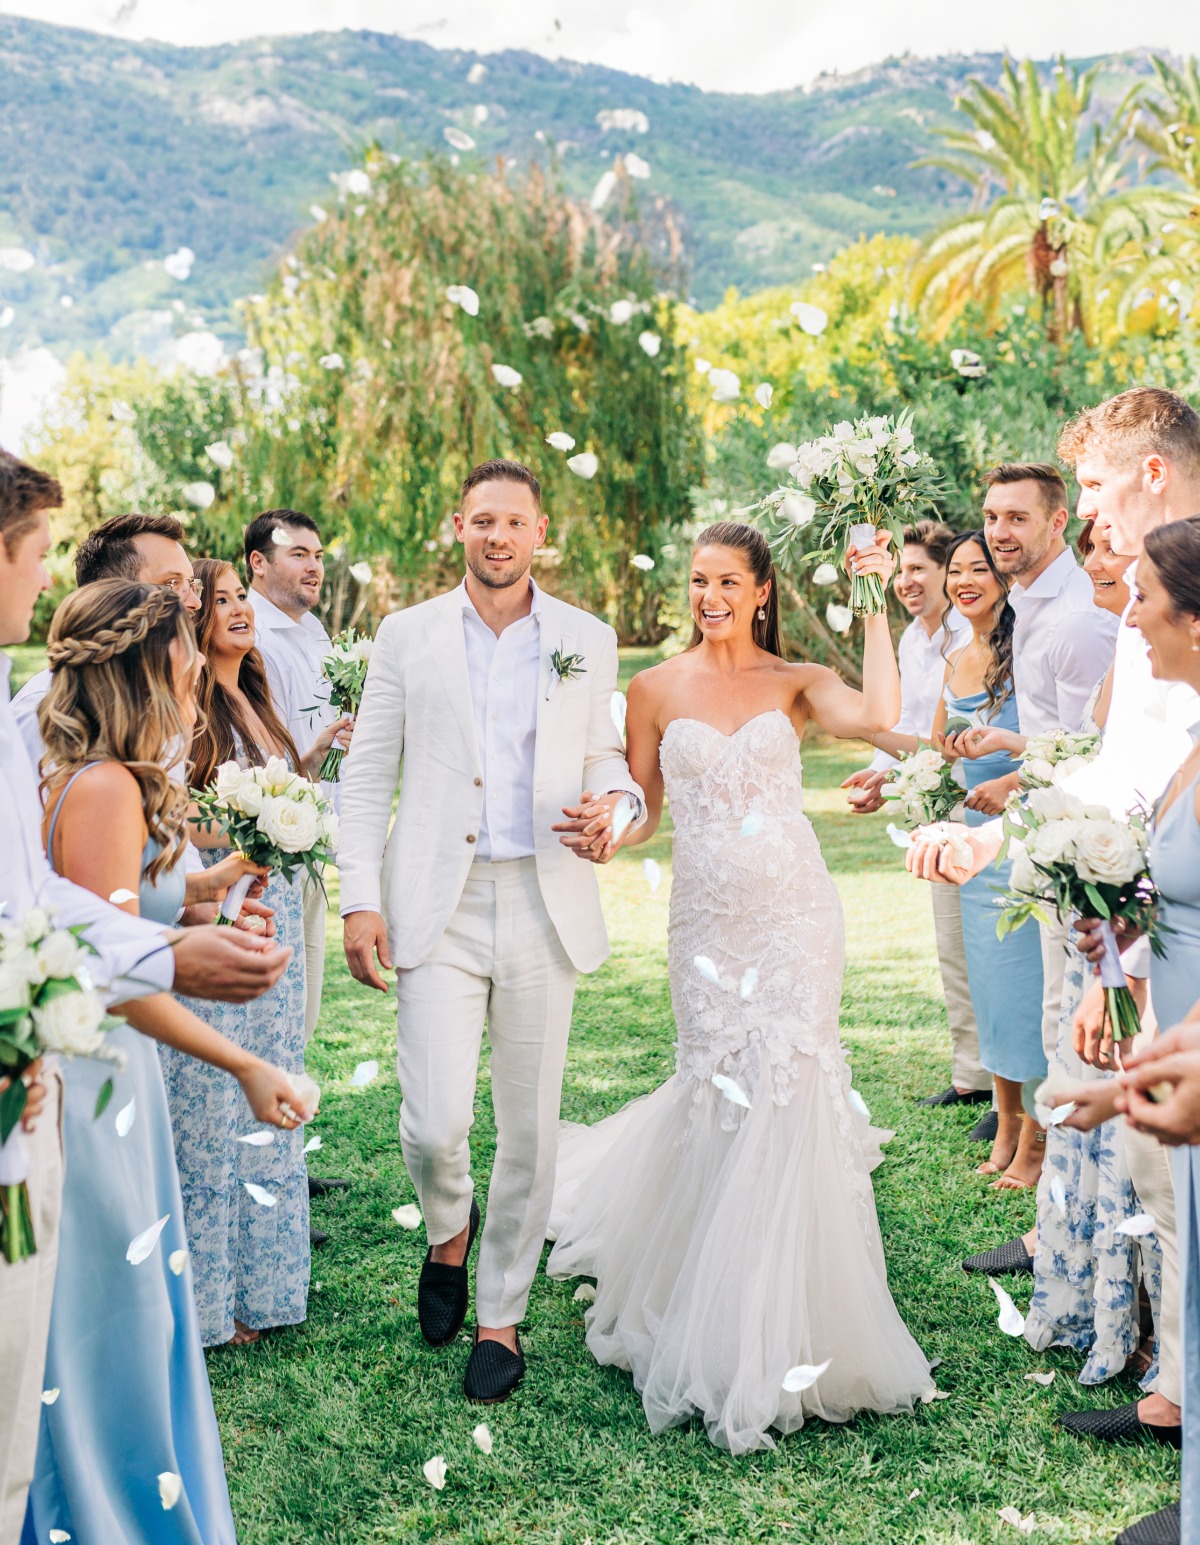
[688,522,784,658]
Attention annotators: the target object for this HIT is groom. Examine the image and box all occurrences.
[337,458,644,1402]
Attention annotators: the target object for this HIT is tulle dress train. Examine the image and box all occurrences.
[547,710,934,1454]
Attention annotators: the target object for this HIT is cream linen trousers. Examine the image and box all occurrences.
[302,873,326,1046]
[395,858,577,1328]
[0,1071,64,1540]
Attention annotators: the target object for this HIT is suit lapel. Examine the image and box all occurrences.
[430,592,482,774]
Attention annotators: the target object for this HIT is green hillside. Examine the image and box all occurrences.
[0,16,1156,357]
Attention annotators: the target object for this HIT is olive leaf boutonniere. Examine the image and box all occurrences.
[547,643,586,700]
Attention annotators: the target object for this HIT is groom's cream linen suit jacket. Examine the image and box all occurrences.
[337,585,643,973]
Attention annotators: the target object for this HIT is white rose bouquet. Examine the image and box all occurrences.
[758,410,941,616]
[882,746,963,828]
[311,628,373,782]
[1018,729,1102,793]
[0,907,122,1262]
[998,787,1160,1044]
[191,759,339,925]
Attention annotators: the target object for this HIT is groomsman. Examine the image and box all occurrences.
[842,521,989,1111]
[245,509,353,1216]
[0,450,291,1537]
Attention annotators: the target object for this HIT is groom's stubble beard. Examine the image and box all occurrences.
[465,546,533,590]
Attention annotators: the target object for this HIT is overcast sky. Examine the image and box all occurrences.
[4,0,1199,93]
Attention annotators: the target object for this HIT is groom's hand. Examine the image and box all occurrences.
[343,910,395,991]
[553,790,624,864]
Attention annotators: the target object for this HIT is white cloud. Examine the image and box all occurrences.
[4,0,1196,93]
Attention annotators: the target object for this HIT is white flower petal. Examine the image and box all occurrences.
[0,247,36,273]
[642,858,662,894]
[49,1532,70,1544]
[567,452,598,480]
[168,1249,188,1275]
[1025,1370,1056,1386]
[163,247,195,281]
[812,563,839,586]
[624,151,651,179]
[237,1130,276,1146]
[847,1088,871,1121]
[1115,1212,1156,1237]
[115,1097,136,1137]
[826,604,853,634]
[472,1422,494,1453]
[243,1182,277,1208]
[157,1472,182,1511]
[708,367,740,402]
[712,1072,751,1108]
[42,1388,60,1405]
[546,432,576,451]
[303,1134,323,1154]
[319,352,345,370]
[780,491,816,528]
[467,62,487,85]
[590,170,618,210]
[908,1488,921,1500]
[754,382,774,409]
[1050,1175,1068,1214]
[444,127,475,151]
[573,1282,597,1303]
[349,562,372,585]
[126,1214,169,1265]
[741,812,764,837]
[310,204,328,222]
[0,306,15,328]
[693,955,720,984]
[423,1455,448,1490]
[205,440,234,471]
[989,1278,1026,1337]
[596,107,649,134]
[638,330,661,357]
[350,1059,379,1087]
[740,968,758,1000]
[886,823,913,849]
[790,301,828,335]
[694,357,711,375]
[1045,1101,1076,1126]
[610,299,635,325]
[998,1506,1037,1535]
[472,104,489,127]
[611,796,636,843]
[491,363,522,389]
[781,1358,831,1392]
[392,1203,422,1229]
[446,284,480,317]
[292,1072,320,1117]
[630,553,655,571]
[180,481,215,510]
[766,442,796,470]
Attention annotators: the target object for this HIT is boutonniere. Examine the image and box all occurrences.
[547,643,586,700]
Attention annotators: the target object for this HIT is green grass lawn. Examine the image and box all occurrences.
[207,730,1179,1545]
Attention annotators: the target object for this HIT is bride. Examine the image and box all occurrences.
[547,519,935,1454]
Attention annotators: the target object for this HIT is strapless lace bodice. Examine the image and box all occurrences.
[660,709,806,831]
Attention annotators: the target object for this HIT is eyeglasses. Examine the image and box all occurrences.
[163,578,203,598]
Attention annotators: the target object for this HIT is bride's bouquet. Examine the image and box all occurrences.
[312,628,372,782]
[192,759,338,925]
[0,907,122,1261]
[1018,728,1102,793]
[759,410,941,615]
[882,746,962,828]
[998,787,1159,1044]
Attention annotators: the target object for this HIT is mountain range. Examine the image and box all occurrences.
[0,15,1158,362]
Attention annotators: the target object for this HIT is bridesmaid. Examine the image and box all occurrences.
[163,559,338,1347]
[24,579,306,1545]
[934,531,1047,1187]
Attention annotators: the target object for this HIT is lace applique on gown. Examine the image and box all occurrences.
[547,709,934,1453]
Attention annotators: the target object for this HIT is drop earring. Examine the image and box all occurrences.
[757,608,766,621]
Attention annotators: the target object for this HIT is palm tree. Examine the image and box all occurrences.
[909,57,1179,343]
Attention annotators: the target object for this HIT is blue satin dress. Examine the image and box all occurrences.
[23,769,237,1545]
[1148,754,1200,1540]
[946,686,1047,1084]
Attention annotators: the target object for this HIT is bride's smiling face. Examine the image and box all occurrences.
[690,544,769,642]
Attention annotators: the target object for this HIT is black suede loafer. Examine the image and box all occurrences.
[969,1109,1000,1143]
[463,1329,525,1404]
[417,1200,481,1348]
[308,1176,351,1197]
[962,1238,1034,1276]
[1058,1403,1182,1450]
[921,1086,992,1108]
[1115,1503,1181,1545]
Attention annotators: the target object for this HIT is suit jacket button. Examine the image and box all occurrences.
[473,777,482,787]
[466,834,476,844]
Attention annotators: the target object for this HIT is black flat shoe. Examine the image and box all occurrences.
[417,1200,481,1348]
[310,1227,328,1248]
[308,1176,351,1197]
[962,1238,1034,1276]
[969,1109,1000,1143]
[1116,1503,1181,1545]
[1059,1403,1182,1450]
[463,1328,525,1404]
[921,1086,992,1108]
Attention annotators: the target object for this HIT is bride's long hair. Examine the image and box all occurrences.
[687,522,784,658]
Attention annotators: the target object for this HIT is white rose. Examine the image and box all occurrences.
[1052,755,1087,783]
[35,929,88,981]
[215,762,243,800]
[257,795,320,853]
[0,961,32,1012]
[261,757,293,796]
[319,811,339,848]
[33,987,107,1056]
[236,779,264,818]
[914,764,943,793]
[22,908,50,945]
[1023,757,1056,786]
[1009,843,1038,896]
[1025,786,1084,822]
[351,637,373,663]
[1074,820,1142,886]
[1027,820,1077,866]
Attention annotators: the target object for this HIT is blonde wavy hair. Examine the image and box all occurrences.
[39,578,197,881]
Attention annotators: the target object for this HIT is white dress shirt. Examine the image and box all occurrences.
[1008,547,1119,737]
[248,588,335,759]
[1,654,175,1003]
[461,578,542,861]
[869,610,971,773]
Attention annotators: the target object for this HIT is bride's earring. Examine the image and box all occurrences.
[757,607,766,621]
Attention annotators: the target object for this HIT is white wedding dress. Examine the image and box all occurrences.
[547,709,934,1453]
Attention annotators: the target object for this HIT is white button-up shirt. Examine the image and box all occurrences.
[1008,547,1119,736]
[870,610,972,773]
[461,578,541,861]
[1,654,175,1002]
[248,588,335,760]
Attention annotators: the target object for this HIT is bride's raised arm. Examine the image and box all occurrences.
[615,672,666,847]
[796,536,900,740]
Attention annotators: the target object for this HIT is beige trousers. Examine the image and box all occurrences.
[0,1072,64,1541]
[1123,1121,1182,1405]
[929,881,989,1092]
[1040,917,1069,1067]
[302,873,326,1047]
[394,858,578,1327]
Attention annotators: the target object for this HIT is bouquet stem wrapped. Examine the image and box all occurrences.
[312,629,373,782]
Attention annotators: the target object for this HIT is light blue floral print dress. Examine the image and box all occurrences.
[161,853,310,1346]
[1024,689,1162,1388]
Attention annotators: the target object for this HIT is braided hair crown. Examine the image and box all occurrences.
[46,584,180,670]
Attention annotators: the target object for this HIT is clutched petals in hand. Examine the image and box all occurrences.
[126,1214,169,1265]
[781,1358,831,1392]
